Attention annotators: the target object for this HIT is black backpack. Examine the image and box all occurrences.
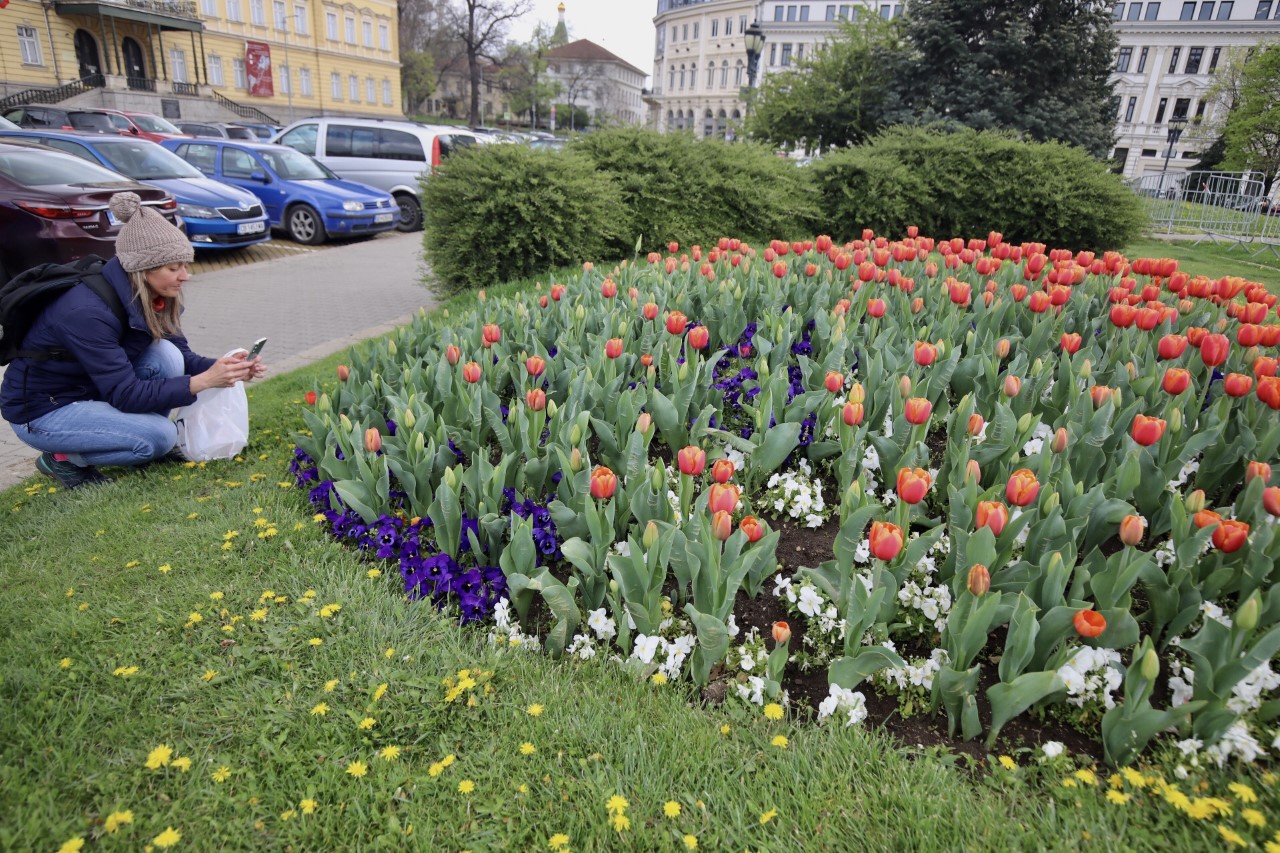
[0,256,128,365]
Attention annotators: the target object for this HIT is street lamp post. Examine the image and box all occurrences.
[741,20,765,137]
[1158,116,1188,199]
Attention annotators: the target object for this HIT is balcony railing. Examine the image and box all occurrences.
[127,75,156,91]
[172,81,199,95]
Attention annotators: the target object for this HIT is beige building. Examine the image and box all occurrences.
[0,0,401,125]
[545,38,646,127]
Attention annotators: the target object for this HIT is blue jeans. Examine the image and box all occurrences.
[11,340,183,467]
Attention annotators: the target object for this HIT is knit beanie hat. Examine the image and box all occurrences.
[109,191,194,272]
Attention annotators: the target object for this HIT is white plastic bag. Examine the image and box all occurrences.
[173,351,250,461]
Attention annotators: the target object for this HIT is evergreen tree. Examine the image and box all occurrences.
[902,0,1118,157]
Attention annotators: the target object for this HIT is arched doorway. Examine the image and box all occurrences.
[122,37,147,88]
[74,29,103,85]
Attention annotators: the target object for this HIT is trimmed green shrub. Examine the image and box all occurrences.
[810,127,1147,250]
[421,144,624,296]
[570,128,820,254]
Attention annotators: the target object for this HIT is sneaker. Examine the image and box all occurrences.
[36,452,109,489]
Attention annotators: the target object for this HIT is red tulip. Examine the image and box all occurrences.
[336,364,350,381]
[642,302,658,321]
[1051,427,1069,454]
[711,510,734,541]
[1089,385,1117,408]
[526,356,546,376]
[1059,333,1082,354]
[896,467,931,504]
[688,326,709,350]
[1237,323,1262,347]
[825,371,845,393]
[677,446,706,476]
[843,402,864,426]
[304,391,317,405]
[445,344,461,365]
[1110,304,1136,328]
[966,564,990,596]
[462,361,482,383]
[772,260,788,278]
[1245,461,1272,485]
[640,353,653,367]
[1200,333,1230,367]
[868,520,904,561]
[770,618,790,642]
[1158,334,1188,360]
[1258,376,1280,410]
[711,458,735,483]
[904,397,932,425]
[600,279,617,298]
[550,283,566,301]
[1224,373,1255,397]
[526,388,546,411]
[1262,486,1280,517]
[1005,469,1040,507]
[1162,368,1191,395]
[914,341,937,366]
[1028,291,1051,313]
[668,241,679,254]
[975,500,1009,536]
[589,466,617,500]
[1212,519,1249,553]
[1131,414,1167,446]
[867,298,886,318]
[482,323,501,345]
[666,312,688,335]
[605,338,624,359]
[707,483,740,514]
[1119,514,1145,546]
[1255,357,1279,377]
[1074,609,1106,638]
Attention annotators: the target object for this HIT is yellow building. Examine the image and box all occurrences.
[0,0,402,124]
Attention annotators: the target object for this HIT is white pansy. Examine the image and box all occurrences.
[1056,646,1123,709]
[797,584,825,617]
[587,607,617,640]
[816,683,869,726]
[1204,722,1265,766]
[566,633,597,660]
[632,633,661,664]
[1041,741,1064,759]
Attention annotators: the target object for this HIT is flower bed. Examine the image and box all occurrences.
[292,232,1280,767]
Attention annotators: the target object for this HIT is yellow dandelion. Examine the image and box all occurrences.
[346,761,368,778]
[664,801,682,818]
[764,703,784,721]
[358,717,376,730]
[606,794,629,814]
[77,603,88,612]
[1106,790,1130,805]
[319,603,342,618]
[250,608,268,622]
[720,724,731,736]
[1242,808,1266,828]
[186,611,202,624]
[65,587,75,597]
[373,683,389,702]
[527,703,545,717]
[113,666,139,677]
[384,647,395,659]
[171,756,192,772]
[379,745,401,762]
[221,541,234,550]
[1219,826,1247,848]
[222,531,238,540]
[210,591,224,601]
[300,799,318,815]
[548,833,570,850]
[145,744,173,769]
[771,735,789,749]
[998,756,1016,770]
[158,564,172,574]
[683,834,698,850]
[520,742,536,755]
[1074,768,1098,786]
[59,658,72,669]
[609,813,631,832]
[125,560,140,568]
[458,779,475,794]
[651,672,668,686]
[441,753,456,767]
[1121,767,1147,787]
[104,810,134,833]
[1229,783,1258,803]
[760,808,778,825]
[187,512,199,519]
[428,762,444,777]
[313,513,327,523]
[152,827,182,848]
[323,679,339,692]
[518,784,529,794]
[310,703,329,716]
[280,809,296,821]
[1061,778,1078,789]
[212,766,232,783]
[56,837,84,853]
[367,569,382,579]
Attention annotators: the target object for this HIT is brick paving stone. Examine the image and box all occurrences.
[0,231,434,492]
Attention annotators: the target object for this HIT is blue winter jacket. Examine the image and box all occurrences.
[0,257,215,424]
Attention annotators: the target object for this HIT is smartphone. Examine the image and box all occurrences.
[246,337,267,359]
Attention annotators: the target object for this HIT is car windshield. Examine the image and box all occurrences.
[257,147,335,180]
[95,141,203,180]
[68,113,115,132]
[131,114,181,133]
[0,149,133,186]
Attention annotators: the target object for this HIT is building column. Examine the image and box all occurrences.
[97,8,114,74]
[189,29,201,84]
[198,30,209,85]
[146,22,159,83]
[109,15,123,78]
[157,27,168,79]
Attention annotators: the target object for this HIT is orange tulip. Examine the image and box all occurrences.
[896,467,931,505]
[1200,333,1230,367]
[771,620,791,643]
[462,362,482,383]
[600,278,617,298]
[688,326,709,350]
[1002,375,1022,398]
[336,364,350,381]
[1131,414,1167,447]
[967,413,985,436]
[1262,486,1280,517]
[526,388,546,411]
[741,515,765,543]
[867,298,886,318]
[824,371,844,393]
[589,466,617,500]
[526,356,546,376]
[914,341,937,366]
[1258,376,1280,410]
[1224,373,1254,397]
[642,301,659,321]
[966,564,990,596]
[677,446,706,476]
[605,338,624,359]
[666,311,688,335]
[904,397,932,425]
[1157,334,1188,360]
[1119,514,1145,546]
[711,510,734,541]
[843,402,864,426]
[482,323,501,345]
[1193,508,1223,530]
[1059,333,1082,354]
[707,483,740,514]
[868,520,904,561]
[1073,609,1106,638]
[364,427,382,453]
[711,458,735,483]
[1212,519,1249,553]
[1005,469,1040,507]
[1245,461,1272,485]
[975,500,1009,535]
[1162,368,1191,396]
[445,344,461,365]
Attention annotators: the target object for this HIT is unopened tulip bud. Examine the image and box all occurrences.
[899,375,913,399]
[318,392,330,411]
[337,364,350,381]
[1047,551,1064,576]
[678,363,689,381]
[1079,359,1092,378]
[1030,357,1044,377]
[966,564,991,596]
[758,359,770,378]
[1126,361,1138,380]
[1003,375,1022,397]
[995,338,1011,359]
[847,480,863,499]
[772,621,791,644]
[848,382,866,404]
[965,459,981,485]
[339,413,352,433]
[1245,460,1272,485]
[403,408,416,429]
[637,413,652,434]
[1119,514,1145,546]
[569,448,583,473]
[570,424,583,446]
[1185,489,1206,513]
[1017,413,1033,433]
[967,414,985,436]
[1140,648,1159,682]
[546,399,558,419]
[609,579,619,595]
[1043,491,1060,513]
[1169,407,1183,434]
[711,510,734,541]
[1237,593,1260,633]
[643,520,659,550]
[444,466,459,489]
[387,339,396,357]
[574,305,586,322]
[1051,428,1068,454]
[652,465,664,491]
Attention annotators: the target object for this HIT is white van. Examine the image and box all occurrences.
[273,117,479,231]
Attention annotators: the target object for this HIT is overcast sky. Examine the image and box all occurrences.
[508,1,656,81]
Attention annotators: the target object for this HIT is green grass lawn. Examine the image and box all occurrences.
[1,259,1277,851]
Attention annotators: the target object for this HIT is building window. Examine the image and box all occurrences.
[1116,46,1133,71]
[667,66,674,90]
[678,66,685,89]
[711,18,719,36]
[769,44,776,65]
[724,16,732,34]
[1195,100,1207,120]
[1185,46,1203,73]
[692,21,699,38]
[299,66,312,95]
[1167,46,1181,73]
[1209,46,1221,71]
[1180,0,1195,16]
[250,0,265,25]
[1155,96,1168,123]
[227,0,243,22]
[331,71,341,99]
[209,55,224,85]
[17,26,43,65]
[362,20,372,46]
[1110,95,1122,117]
[1218,0,1233,15]
[365,76,375,102]
[1113,1,1124,16]
[344,15,355,43]
[294,4,307,33]
[774,5,784,20]
[690,65,697,87]
[735,60,743,85]
[1137,46,1148,71]
[739,15,747,32]
[720,60,728,86]
[170,48,188,82]
[1128,0,1143,16]
[880,3,891,17]
[382,79,391,104]
[796,43,804,60]
[277,62,289,93]
[1172,96,1190,119]
[825,4,836,19]
[1145,2,1161,18]
[379,23,389,50]
[800,4,810,20]
[670,26,676,42]
[1198,0,1214,17]
[1125,96,1137,121]
[325,11,337,39]
[781,43,793,66]
[273,0,286,28]
[1257,1,1273,18]
[1141,148,1158,157]
[201,0,218,16]
[681,23,687,39]
[233,58,247,88]
[706,62,714,89]
[349,74,358,101]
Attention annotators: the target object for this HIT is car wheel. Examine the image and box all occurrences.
[286,204,326,245]
[395,193,422,232]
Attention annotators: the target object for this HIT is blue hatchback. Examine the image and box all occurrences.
[0,129,270,249]
[160,139,399,244]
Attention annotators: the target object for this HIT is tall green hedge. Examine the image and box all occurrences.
[809,126,1147,249]
[421,144,623,296]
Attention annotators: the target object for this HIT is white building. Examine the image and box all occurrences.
[544,38,648,126]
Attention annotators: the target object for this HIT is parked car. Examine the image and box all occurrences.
[0,139,179,284]
[273,117,480,231]
[0,115,17,130]
[80,108,189,143]
[235,122,281,141]
[0,130,270,250]
[161,138,399,244]
[2,106,121,133]
[176,122,258,140]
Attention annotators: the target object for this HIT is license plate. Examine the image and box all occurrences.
[107,209,119,226]
[238,221,266,235]
[374,212,394,224]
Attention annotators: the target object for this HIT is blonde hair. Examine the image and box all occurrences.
[128,269,184,339]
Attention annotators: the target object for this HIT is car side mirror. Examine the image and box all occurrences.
[249,170,269,183]
[130,127,140,134]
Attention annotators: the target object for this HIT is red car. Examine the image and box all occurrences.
[0,139,180,284]
[84,108,190,143]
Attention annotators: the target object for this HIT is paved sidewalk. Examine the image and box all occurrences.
[0,232,435,491]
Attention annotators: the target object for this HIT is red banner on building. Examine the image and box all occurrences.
[244,40,273,97]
